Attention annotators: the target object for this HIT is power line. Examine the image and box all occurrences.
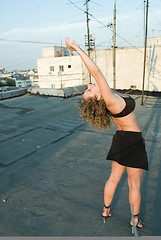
[117,1,145,47]
[2,1,161,75]
[67,0,155,56]
[149,8,161,26]
[70,1,161,70]
[88,0,103,7]
[68,0,85,13]
[0,38,59,45]
[68,0,161,82]
[91,14,143,50]
[66,0,84,5]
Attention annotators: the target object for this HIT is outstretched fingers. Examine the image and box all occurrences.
[65,37,78,51]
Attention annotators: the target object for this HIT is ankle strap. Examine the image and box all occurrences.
[104,204,111,209]
[134,213,139,217]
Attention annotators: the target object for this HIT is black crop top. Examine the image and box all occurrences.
[106,96,135,118]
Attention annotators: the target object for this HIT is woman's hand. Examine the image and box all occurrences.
[65,37,79,52]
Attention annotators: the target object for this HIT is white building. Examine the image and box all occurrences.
[15,79,33,88]
[37,46,86,89]
[37,37,161,92]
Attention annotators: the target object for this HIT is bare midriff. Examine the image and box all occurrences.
[111,112,141,132]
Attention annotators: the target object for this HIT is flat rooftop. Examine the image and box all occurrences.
[0,93,161,237]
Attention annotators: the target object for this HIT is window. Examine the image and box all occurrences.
[68,65,71,68]
[59,65,64,72]
[50,66,54,72]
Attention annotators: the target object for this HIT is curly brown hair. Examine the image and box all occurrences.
[78,97,111,130]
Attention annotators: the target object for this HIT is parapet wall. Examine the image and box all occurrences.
[27,85,87,98]
[0,85,87,100]
[0,88,27,100]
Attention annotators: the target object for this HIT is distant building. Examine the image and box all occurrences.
[0,72,12,79]
[11,69,37,88]
[37,37,161,92]
[15,79,34,88]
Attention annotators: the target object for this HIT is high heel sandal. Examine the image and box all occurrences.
[102,204,112,223]
[130,213,143,234]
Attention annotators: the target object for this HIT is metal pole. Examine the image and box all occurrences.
[86,0,91,83]
[113,0,116,90]
[141,0,149,105]
[143,0,146,35]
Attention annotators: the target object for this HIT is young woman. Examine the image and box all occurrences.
[65,37,148,230]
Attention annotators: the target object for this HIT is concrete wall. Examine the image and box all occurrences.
[0,88,27,100]
[86,44,161,91]
[116,45,161,92]
[0,86,88,100]
[27,85,87,98]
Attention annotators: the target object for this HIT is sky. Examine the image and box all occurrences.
[0,0,161,71]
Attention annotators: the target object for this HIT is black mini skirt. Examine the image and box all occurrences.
[106,130,148,171]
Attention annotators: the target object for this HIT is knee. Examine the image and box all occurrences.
[108,175,120,185]
[128,179,141,191]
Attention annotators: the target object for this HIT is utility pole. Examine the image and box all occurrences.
[141,0,149,105]
[113,0,116,90]
[85,0,91,83]
[86,0,90,56]
[143,0,146,34]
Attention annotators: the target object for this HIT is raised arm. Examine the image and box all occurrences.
[65,37,117,106]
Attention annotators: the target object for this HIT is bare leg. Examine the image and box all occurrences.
[102,161,125,217]
[127,167,143,227]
